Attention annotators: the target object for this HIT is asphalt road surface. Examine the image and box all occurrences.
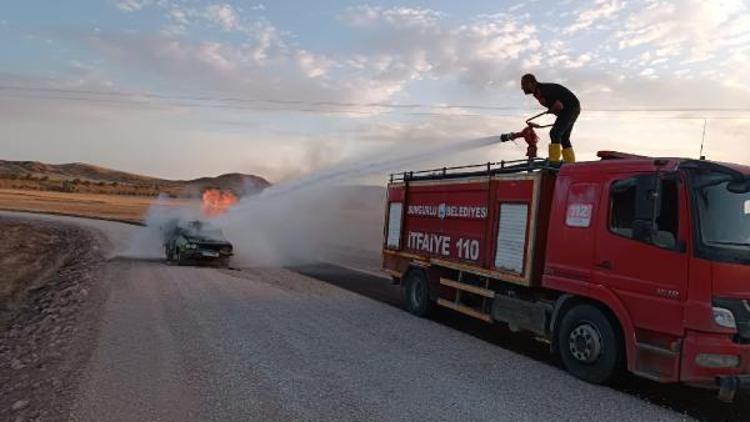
[3,211,746,421]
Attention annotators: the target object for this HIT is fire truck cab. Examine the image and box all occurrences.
[382,152,750,401]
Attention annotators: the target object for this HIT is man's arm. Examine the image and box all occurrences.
[549,100,564,114]
[538,84,564,114]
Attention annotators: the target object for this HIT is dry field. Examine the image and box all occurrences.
[0,189,194,224]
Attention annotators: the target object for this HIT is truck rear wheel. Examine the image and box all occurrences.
[558,304,623,384]
[404,271,433,317]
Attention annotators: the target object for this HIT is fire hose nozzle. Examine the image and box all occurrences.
[499,132,516,143]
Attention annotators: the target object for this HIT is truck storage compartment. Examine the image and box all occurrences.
[383,164,555,287]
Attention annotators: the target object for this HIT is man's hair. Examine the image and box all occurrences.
[521,73,537,84]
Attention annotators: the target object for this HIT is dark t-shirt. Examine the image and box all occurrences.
[536,83,580,111]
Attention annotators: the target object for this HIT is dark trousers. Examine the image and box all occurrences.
[550,107,580,148]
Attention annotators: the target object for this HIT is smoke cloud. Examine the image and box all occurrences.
[126,135,499,266]
[215,135,498,266]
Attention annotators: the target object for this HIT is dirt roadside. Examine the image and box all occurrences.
[0,217,109,422]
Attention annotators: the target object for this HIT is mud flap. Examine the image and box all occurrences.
[718,375,750,403]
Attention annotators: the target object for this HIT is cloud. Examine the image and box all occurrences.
[7,1,750,183]
[246,19,282,63]
[116,0,151,13]
[161,24,187,37]
[638,67,655,78]
[95,2,750,115]
[334,12,546,94]
[343,6,444,28]
[205,4,240,31]
[460,14,541,61]
[168,7,191,25]
[79,31,412,111]
[615,0,749,63]
[561,53,593,69]
[196,42,234,70]
[294,50,332,78]
[564,0,625,34]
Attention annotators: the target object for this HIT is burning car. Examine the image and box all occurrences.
[163,219,233,267]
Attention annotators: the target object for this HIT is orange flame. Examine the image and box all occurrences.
[201,188,238,217]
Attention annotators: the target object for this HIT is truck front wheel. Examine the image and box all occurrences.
[558,304,623,384]
[404,271,433,317]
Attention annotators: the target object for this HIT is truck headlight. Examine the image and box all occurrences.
[188,244,197,249]
[713,307,737,329]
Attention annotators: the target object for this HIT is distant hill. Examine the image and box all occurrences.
[183,172,269,197]
[0,160,271,197]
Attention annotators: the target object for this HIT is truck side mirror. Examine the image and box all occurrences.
[634,176,658,221]
[630,174,659,245]
[636,175,658,238]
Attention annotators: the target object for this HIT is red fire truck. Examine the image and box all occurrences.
[382,152,750,401]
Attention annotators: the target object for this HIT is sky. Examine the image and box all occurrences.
[1,0,749,182]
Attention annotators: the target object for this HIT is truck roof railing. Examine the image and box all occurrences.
[389,158,559,182]
[596,151,650,160]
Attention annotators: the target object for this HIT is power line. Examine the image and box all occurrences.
[2,85,750,114]
[2,85,750,119]
[0,85,520,112]
[0,92,491,117]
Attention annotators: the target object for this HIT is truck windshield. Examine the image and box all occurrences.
[694,173,750,256]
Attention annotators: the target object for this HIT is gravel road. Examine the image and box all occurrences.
[0,211,711,421]
[67,260,690,422]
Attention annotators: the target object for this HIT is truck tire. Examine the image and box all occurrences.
[404,271,433,317]
[558,304,623,384]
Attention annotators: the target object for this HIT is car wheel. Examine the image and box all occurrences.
[404,270,433,317]
[558,304,624,384]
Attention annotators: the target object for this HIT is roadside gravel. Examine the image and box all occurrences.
[0,217,108,422]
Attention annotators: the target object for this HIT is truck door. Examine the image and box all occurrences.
[593,172,688,379]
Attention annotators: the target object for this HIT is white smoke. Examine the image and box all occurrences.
[122,194,204,259]
[214,135,498,266]
[124,135,498,265]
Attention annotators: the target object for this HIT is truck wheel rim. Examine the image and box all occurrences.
[568,322,603,364]
[411,280,424,308]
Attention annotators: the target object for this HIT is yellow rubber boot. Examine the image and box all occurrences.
[548,143,562,163]
[562,147,576,163]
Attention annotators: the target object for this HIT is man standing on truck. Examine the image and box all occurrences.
[521,74,580,163]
